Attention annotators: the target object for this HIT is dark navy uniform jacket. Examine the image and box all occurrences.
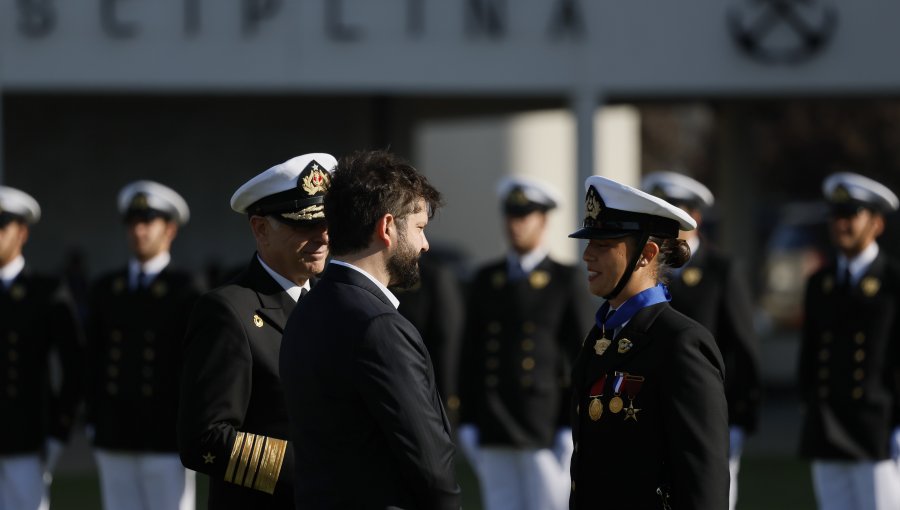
[179,255,302,509]
[667,244,762,432]
[798,251,900,461]
[1,268,83,454]
[459,255,593,448]
[570,302,729,510]
[86,265,201,452]
[281,263,461,510]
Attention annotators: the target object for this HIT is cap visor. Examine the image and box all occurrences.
[568,228,637,240]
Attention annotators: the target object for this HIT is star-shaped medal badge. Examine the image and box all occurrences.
[202,452,215,464]
[624,401,641,421]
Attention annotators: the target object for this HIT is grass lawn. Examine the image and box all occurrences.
[49,454,815,509]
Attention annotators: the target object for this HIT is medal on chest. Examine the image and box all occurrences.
[587,374,608,421]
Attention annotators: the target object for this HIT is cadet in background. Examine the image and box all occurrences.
[458,176,593,510]
[798,172,900,510]
[0,186,83,510]
[86,181,201,510]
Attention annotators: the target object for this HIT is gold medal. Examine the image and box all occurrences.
[624,400,641,421]
[593,338,612,356]
[617,338,633,354]
[609,395,624,413]
[588,398,603,421]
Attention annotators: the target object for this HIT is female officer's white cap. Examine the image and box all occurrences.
[118,180,190,225]
[231,153,337,223]
[641,171,714,209]
[0,186,41,224]
[569,175,696,240]
[822,172,899,213]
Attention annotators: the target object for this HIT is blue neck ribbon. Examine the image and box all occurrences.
[595,283,671,335]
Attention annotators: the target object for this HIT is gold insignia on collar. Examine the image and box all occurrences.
[151,281,167,297]
[594,338,611,356]
[253,314,264,328]
[861,276,881,297]
[491,271,506,289]
[822,275,834,294]
[9,284,25,301]
[112,277,126,294]
[682,267,702,287]
[529,270,550,289]
[302,165,331,196]
[617,338,633,354]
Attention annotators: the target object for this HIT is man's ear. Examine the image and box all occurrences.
[375,214,395,248]
[249,216,269,245]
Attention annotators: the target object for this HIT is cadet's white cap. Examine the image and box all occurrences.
[118,180,190,225]
[822,172,899,214]
[497,176,560,216]
[569,175,696,240]
[0,186,41,225]
[641,171,715,209]
[231,153,337,224]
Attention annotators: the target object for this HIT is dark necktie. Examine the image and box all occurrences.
[841,267,852,292]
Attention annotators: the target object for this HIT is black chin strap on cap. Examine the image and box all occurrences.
[603,232,650,301]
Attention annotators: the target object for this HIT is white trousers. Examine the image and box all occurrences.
[94,450,195,510]
[0,454,48,510]
[475,447,569,510]
[812,459,900,510]
[729,455,740,510]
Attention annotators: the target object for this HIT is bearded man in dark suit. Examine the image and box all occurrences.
[281,150,461,509]
[178,153,334,509]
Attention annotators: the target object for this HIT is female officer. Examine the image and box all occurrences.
[567,175,729,509]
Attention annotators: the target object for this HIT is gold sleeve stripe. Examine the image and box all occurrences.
[253,437,288,495]
[234,433,257,485]
[243,435,266,488]
[224,432,246,484]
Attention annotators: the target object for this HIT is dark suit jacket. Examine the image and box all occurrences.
[281,263,461,510]
[86,265,201,451]
[798,251,900,460]
[178,255,302,509]
[1,267,83,453]
[667,244,762,431]
[459,256,593,448]
[570,303,729,510]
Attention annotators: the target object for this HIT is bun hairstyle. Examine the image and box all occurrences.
[649,236,692,279]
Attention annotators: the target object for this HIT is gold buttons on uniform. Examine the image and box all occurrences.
[854,349,866,362]
[521,357,536,370]
[851,387,864,399]
[854,368,865,381]
[854,332,865,345]
[521,339,535,351]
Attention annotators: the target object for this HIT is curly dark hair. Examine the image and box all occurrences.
[324,150,443,257]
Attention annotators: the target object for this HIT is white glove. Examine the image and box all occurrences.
[43,438,64,476]
[729,426,745,460]
[457,424,480,466]
[552,428,574,469]
[890,427,900,463]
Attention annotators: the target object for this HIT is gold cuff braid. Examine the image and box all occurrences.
[224,431,288,495]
